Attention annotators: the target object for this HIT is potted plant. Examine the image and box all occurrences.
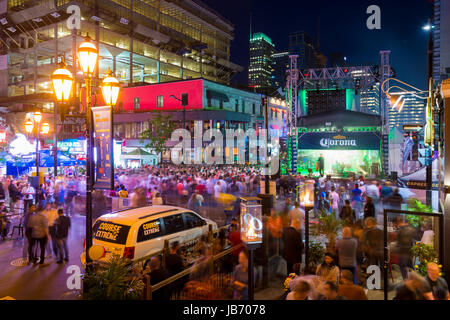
[311,209,342,253]
[410,243,439,277]
[82,254,145,300]
[307,240,325,274]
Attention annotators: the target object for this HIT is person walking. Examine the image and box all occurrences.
[335,227,358,284]
[54,208,71,264]
[23,183,35,214]
[288,201,305,237]
[28,208,49,265]
[282,219,303,275]
[44,203,59,258]
[351,183,363,219]
[363,196,376,220]
[362,217,384,268]
[36,183,47,210]
[339,200,356,226]
[329,186,340,216]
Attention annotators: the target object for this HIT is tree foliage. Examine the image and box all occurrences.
[140,111,177,159]
[82,255,144,300]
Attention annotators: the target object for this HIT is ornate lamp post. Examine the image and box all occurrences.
[78,35,98,265]
[25,112,50,186]
[51,60,73,176]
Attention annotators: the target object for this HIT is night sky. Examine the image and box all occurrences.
[201,0,434,89]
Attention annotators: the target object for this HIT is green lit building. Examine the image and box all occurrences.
[248,32,275,91]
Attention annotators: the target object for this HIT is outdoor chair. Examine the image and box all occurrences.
[10,217,24,238]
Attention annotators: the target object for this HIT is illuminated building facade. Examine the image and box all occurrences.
[248,32,275,90]
[388,95,426,131]
[433,0,450,82]
[359,83,380,115]
[0,0,242,137]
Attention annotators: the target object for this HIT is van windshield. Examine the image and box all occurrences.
[93,220,131,245]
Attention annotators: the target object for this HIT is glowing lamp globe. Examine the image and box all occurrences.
[101,68,120,107]
[51,62,73,102]
[33,111,42,124]
[78,35,98,76]
[25,121,34,133]
[41,122,50,135]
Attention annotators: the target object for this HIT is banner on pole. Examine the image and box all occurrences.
[92,106,113,189]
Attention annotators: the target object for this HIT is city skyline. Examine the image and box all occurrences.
[201,0,434,90]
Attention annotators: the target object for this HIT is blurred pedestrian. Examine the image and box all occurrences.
[55,208,71,264]
[424,262,450,300]
[282,219,303,275]
[338,270,368,300]
[28,208,49,265]
[335,227,358,284]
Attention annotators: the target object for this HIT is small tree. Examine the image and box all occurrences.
[140,111,177,164]
[82,255,144,300]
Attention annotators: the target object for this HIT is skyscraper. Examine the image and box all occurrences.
[249,32,275,90]
[288,31,316,69]
[359,83,380,115]
[270,51,289,89]
[433,0,450,81]
[388,96,426,130]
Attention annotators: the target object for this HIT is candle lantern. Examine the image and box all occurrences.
[299,179,315,207]
[240,197,263,244]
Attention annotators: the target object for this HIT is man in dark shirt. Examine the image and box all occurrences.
[395,217,416,279]
[55,208,71,263]
[149,256,170,300]
[165,241,184,276]
[424,262,450,300]
[282,219,303,275]
[386,188,403,209]
[362,217,384,267]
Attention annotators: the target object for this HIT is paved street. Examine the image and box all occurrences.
[0,215,85,300]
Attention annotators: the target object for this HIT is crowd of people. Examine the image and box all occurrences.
[0,166,447,300]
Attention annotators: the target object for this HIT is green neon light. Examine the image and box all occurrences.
[346,89,355,111]
[299,89,307,115]
[250,32,274,46]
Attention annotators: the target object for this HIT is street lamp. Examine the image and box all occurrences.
[51,60,74,176]
[24,116,50,188]
[33,111,42,124]
[101,68,120,107]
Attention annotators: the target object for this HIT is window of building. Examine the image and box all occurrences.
[252,103,256,114]
[134,97,140,110]
[235,99,239,112]
[157,95,163,108]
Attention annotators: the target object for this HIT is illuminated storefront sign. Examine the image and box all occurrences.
[57,139,85,154]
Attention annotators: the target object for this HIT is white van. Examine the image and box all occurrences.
[91,205,218,262]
